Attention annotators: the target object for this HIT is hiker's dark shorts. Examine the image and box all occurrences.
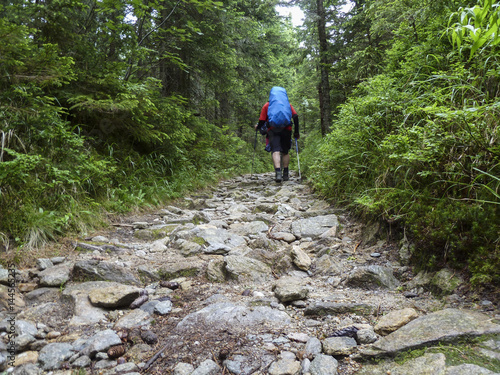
[268,128,292,154]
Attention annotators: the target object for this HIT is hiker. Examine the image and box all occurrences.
[255,87,300,182]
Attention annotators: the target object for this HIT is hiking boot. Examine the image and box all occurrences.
[275,170,282,183]
[283,170,289,181]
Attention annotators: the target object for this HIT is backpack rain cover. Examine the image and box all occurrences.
[268,86,292,128]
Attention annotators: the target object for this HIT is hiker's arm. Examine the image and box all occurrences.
[292,114,299,139]
[256,102,269,130]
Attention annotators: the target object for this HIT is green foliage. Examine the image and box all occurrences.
[302,0,500,287]
[448,0,500,59]
[0,2,283,253]
[305,72,500,284]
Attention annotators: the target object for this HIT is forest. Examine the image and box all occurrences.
[0,0,498,289]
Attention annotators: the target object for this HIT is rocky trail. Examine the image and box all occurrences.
[1,172,499,375]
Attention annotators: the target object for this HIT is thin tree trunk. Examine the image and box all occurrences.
[317,0,331,136]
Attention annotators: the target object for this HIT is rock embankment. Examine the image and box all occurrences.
[1,172,499,375]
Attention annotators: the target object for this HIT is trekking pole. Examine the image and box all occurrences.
[295,138,301,181]
[251,130,258,178]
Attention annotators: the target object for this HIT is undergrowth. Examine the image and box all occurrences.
[302,6,500,288]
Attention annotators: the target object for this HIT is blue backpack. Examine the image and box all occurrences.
[268,86,292,128]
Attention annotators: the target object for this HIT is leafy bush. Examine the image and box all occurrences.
[304,67,499,285]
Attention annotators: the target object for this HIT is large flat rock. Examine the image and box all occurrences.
[72,260,140,285]
[364,308,500,357]
[356,353,446,375]
[175,224,247,250]
[224,255,272,282]
[345,265,400,290]
[291,214,338,239]
[176,302,291,333]
[62,281,124,326]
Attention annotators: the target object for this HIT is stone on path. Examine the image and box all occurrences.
[306,200,331,212]
[73,355,92,368]
[88,285,141,308]
[17,302,70,329]
[38,343,74,370]
[191,359,220,375]
[36,258,53,270]
[63,282,111,326]
[304,302,375,316]
[24,287,59,306]
[406,270,433,290]
[268,358,301,375]
[177,224,247,251]
[314,255,342,276]
[72,260,140,285]
[356,328,378,344]
[309,354,338,375]
[154,300,173,315]
[357,352,446,375]
[174,363,195,375]
[114,309,153,330]
[158,258,205,279]
[223,352,274,375]
[14,351,38,367]
[374,307,420,336]
[227,203,251,214]
[104,362,140,375]
[18,283,37,293]
[80,329,122,357]
[272,232,297,243]
[445,364,499,374]
[291,246,312,271]
[363,308,500,357]
[345,265,400,290]
[305,337,323,358]
[322,336,357,356]
[224,255,272,282]
[15,320,37,336]
[273,276,309,303]
[206,258,226,282]
[287,332,309,343]
[230,221,269,236]
[254,203,278,214]
[12,363,42,375]
[176,302,291,333]
[291,214,339,239]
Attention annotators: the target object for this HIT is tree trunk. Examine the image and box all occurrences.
[317,0,331,136]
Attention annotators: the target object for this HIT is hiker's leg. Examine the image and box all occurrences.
[282,153,290,168]
[269,129,284,182]
[269,129,283,169]
[272,151,281,168]
[280,130,292,169]
[278,130,291,181]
